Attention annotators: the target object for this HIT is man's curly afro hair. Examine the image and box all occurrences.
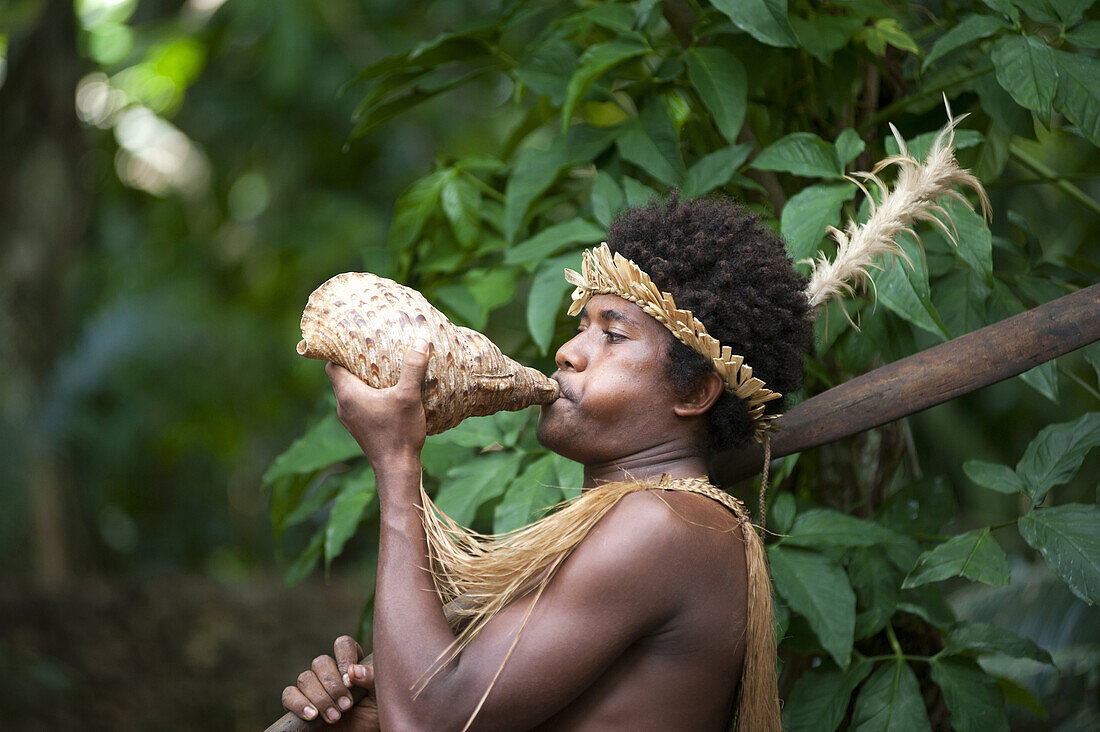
[606,194,814,452]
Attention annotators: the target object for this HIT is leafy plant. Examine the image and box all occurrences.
[267,0,1100,727]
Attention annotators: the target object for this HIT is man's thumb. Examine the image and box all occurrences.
[400,339,430,388]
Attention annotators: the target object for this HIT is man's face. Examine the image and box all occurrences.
[536,294,687,465]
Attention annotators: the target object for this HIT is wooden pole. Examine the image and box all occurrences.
[266,282,1099,732]
[711,282,1100,485]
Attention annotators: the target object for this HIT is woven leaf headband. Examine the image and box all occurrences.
[564,104,988,443]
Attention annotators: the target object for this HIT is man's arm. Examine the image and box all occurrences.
[327,350,694,729]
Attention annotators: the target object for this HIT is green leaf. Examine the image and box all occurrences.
[515,40,578,106]
[465,268,517,311]
[849,549,901,639]
[835,128,865,168]
[997,677,1048,719]
[975,73,1034,137]
[944,621,1053,664]
[1019,358,1060,403]
[527,252,582,354]
[548,452,584,494]
[621,175,660,207]
[963,460,1028,495]
[851,660,931,732]
[1084,342,1100,383]
[903,527,1011,588]
[435,452,525,526]
[752,132,844,179]
[324,470,377,567]
[981,0,1021,22]
[783,657,873,732]
[784,509,914,550]
[493,455,564,533]
[434,283,487,330]
[991,35,1058,115]
[504,125,617,242]
[936,269,991,338]
[878,476,958,535]
[712,0,798,48]
[781,183,856,263]
[923,15,1006,70]
[1018,503,1100,604]
[684,47,748,143]
[615,100,685,186]
[769,545,856,667]
[1065,20,1100,49]
[1052,49,1100,147]
[898,585,957,629]
[975,122,1011,182]
[930,657,1009,732]
[875,233,949,339]
[505,218,605,267]
[1017,0,1093,25]
[790,14,865,66]
[682,144,753,199]
[561,40,648,135]
[943,198,993,284]
[284,527,325,587]
[770,493,796,536]
[1015,412,1100,504]
[283,472,345,530]
[263,413,361,487]
[441,172,481,248]
[389,169,450,258]
[1011,0,1061,22]
[353,66,500,139]
[857,19,920,56]
[591,171,625,228]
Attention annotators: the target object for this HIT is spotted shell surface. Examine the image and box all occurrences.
[297,272,559,435]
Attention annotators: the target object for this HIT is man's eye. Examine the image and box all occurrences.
[603,330,625,343]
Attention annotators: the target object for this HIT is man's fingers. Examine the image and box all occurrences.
[325,361,355,386]
[282,685,319,721]
[333,635,363,684]
[348,662,375,690]
[312,655,354,714]
[295,670,342,723]
[398,340,430,394]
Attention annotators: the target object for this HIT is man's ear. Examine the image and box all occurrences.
[673,370,724,417]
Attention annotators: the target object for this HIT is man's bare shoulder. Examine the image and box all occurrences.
[560,488,746,603]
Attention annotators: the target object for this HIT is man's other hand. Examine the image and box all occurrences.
[281,635,378,729]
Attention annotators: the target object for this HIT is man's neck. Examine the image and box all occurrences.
[582,438,709,488]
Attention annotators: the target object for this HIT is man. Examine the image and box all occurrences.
[282,196,813,730]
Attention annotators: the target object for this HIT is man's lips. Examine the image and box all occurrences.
[551,374,579,402]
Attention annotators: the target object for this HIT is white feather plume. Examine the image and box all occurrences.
[804,98,991,312]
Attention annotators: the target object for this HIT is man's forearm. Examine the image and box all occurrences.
[371,456,459,727]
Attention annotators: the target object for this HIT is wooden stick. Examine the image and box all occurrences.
[711,282,1100,485]
[266,282,1099,731]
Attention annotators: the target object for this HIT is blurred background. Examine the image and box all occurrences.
[0,0,519,728]
[0,1,1097,730]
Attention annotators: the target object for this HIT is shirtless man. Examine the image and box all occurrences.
[281,196,813,730]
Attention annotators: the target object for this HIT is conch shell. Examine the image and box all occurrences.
[297,272,560,434]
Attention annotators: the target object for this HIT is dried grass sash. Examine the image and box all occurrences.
[416,475,781,731]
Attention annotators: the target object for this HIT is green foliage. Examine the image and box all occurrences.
[260,0,1100,727]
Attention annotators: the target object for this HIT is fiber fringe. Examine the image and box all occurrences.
[415,476,780,732]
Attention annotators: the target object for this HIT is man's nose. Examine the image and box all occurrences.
[555,333,586,372]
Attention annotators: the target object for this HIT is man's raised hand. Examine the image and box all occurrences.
[326,340,430,467]
[281,635,378,729]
